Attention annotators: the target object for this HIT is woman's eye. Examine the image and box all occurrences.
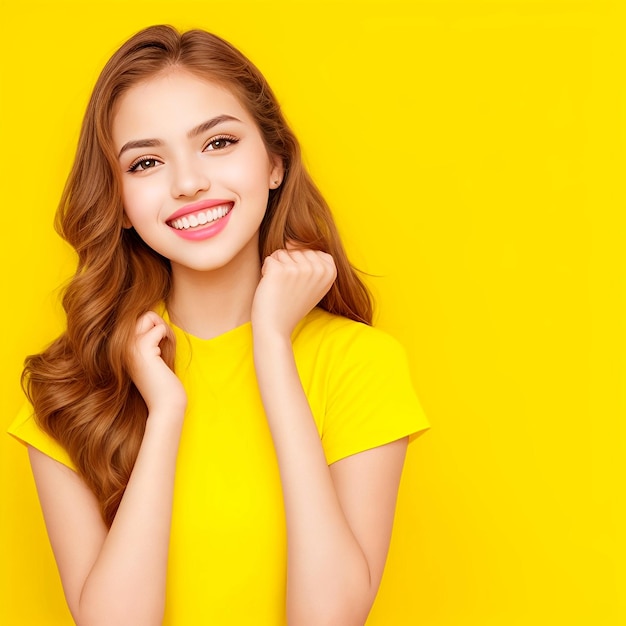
[128,158,160,172]
[205,136,238,151]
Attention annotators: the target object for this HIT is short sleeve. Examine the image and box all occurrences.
[321,326,429,465]
[7,402,76,471]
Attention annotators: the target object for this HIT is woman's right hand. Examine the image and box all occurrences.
[128,311,187,416]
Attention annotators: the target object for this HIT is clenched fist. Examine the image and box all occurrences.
[128,311,187,416]
[251,246,337,338]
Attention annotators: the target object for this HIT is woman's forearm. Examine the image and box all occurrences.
[253,331,374,626]
[76,411,183,626]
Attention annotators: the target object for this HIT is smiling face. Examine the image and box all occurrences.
[112,69,283,275]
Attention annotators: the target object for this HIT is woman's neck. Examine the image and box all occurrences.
[167,248,261,340]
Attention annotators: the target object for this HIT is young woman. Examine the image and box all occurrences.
[9,25,429,626]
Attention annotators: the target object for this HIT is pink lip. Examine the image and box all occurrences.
[169,207,233,241]
[167,199,233,222]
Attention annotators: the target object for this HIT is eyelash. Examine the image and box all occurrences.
[204,134,239,151]
[127,135,239,173]
[128,157,161,173]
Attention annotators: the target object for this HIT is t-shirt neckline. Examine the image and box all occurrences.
[159,305,253,350]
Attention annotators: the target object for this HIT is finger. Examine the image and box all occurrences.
[270,249,293,265]
[261,255,280,276]
[143,323,170,352]
[282,249,307,265]
[309,250,336,273]
[136,321,171,351]
[286,247,332,266]
[293,249,331,275]
[136,322,168,347]
[135,311,165,334]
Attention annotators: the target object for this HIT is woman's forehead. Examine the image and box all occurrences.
[112,70,252,145]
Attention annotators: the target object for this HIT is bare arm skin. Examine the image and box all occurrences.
[29,312,187,626]
[252,248,409,626]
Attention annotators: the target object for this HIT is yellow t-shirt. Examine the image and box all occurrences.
[9,307,429,625]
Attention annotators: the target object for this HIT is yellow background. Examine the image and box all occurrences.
[1,0,624,624]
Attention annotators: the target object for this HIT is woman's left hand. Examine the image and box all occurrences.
[251,245,337,338]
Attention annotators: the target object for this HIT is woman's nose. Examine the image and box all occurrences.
[170,156,211,198]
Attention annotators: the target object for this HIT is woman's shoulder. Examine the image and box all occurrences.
[7,403,76,471]
[295,310,429,464]
[293,307,409,367]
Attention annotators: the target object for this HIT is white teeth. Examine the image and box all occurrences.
[169,204,231,230]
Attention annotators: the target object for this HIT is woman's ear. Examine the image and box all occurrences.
[269,156,285,189]
[122,213,133,229]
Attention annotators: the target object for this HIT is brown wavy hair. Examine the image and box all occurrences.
[22,25,372,527]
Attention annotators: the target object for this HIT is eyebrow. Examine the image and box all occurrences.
[117,114,242,158]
